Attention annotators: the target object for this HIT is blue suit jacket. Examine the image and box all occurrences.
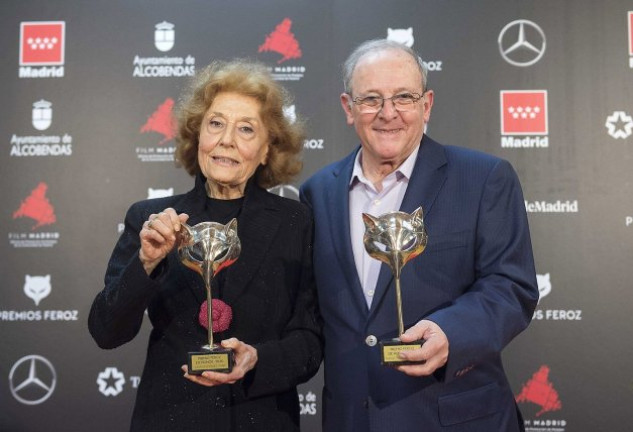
[300,136,538,431]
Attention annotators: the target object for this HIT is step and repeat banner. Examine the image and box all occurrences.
[1,1,633,431]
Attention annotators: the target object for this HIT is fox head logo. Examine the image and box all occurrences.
[24,275,51,306]
[536,273,551,303]
[387,27,414,47]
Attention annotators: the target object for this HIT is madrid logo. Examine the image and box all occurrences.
[13,182,57,230]
[259,18,302,64]
[20,21,65,66]
[140,98,177,145]
[516,365,562,417]
[498,19,546,67]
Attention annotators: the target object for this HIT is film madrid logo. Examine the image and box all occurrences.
[137,98,177,161]
[96,367,141,397]
[133,21,195,78]
[9,182,60,248]
[10,99,73,157]
[0,275,79,323]
[258,18,306,81]
[531,273,582,322]
[500,90,549,148]
[19,21,65,78]
[516,365,567,431]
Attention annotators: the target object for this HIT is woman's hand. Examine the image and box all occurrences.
[181,338,258,386]
[139,207,189,275]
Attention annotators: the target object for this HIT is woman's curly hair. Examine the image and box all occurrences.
[175,59,305,189]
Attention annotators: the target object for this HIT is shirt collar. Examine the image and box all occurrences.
[349,144,421,187]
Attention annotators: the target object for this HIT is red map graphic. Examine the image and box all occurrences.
[258,18,302,64]
[516,365,562,417]
[140,98,177,145]
[13,182,56,230]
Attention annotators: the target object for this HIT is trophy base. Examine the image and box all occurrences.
[380,338,424,365]
[187,345,234,375]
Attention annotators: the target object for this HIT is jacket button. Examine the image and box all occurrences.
[365,335,377,346]
[215,396,226,408]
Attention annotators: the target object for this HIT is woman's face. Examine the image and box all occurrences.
[198,92,269,198]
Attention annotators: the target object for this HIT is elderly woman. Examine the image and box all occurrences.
[88,60,322,432]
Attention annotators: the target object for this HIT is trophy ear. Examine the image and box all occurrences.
[225,218,238,234]
[411,206,424,222]
[362,213,378,229]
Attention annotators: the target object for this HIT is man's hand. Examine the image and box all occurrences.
[395,319,449,376]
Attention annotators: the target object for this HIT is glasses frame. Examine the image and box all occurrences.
[350,91,426,114]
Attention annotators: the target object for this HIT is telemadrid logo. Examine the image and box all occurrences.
[498,19,546,67]
[9,355,57,405]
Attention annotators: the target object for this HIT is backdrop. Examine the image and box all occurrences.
[2,1,633,431]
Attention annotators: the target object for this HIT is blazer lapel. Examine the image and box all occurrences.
[329,149,370,316]
[368,136,448,319]
[222,184,280,305]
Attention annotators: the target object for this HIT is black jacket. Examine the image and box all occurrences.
[89,176,323,432]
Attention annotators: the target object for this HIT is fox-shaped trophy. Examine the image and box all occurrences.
[362,207,427,365]
[177,219,240,374]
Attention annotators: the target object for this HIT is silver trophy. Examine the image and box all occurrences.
[177,219,241,374]
[362,206,428,365]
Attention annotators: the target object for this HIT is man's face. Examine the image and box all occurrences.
[341,49,433,170]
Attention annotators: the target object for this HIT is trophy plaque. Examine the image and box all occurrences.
[362,206,428,365]
[177,218,240,374]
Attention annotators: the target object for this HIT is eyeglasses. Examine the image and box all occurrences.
[350,92,424,114]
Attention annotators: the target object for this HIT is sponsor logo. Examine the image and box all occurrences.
[136,98,177,162]
[155,21,174,52]
[9,182,59,248]
[605,111,633,139]
[0,274,80,322]
[97,367,126,396]
[626,11,633,69]
[517,366,566,431]
[303,138,325,151]
[24,275,51,306]
[259,18,306,81]
[283,105,296,124]
[524,200,578,213]
[626,216,633,227]
[268,184,299,201]
[19,21,65,78]
[500,91,549,148]
[9,355,57,405]
[298,391,317,416]
[498,19,546,67]
[96,367,141,396]
[532,273,582,322]
[10,100,73,157]
[385,27,443,71]
[147,187,174,199]
[132,22,195,78]
[536,273,551,303]
[387,27,414,47]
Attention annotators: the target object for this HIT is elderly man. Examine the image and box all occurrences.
[300,39,538,431]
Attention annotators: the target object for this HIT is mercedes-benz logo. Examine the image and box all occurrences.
[498,19,546,67]
[9,355,57,405]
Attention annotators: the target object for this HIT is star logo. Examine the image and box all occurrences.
[97,367,126,396]
[498,19,546,67]
[605,111,633,139]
